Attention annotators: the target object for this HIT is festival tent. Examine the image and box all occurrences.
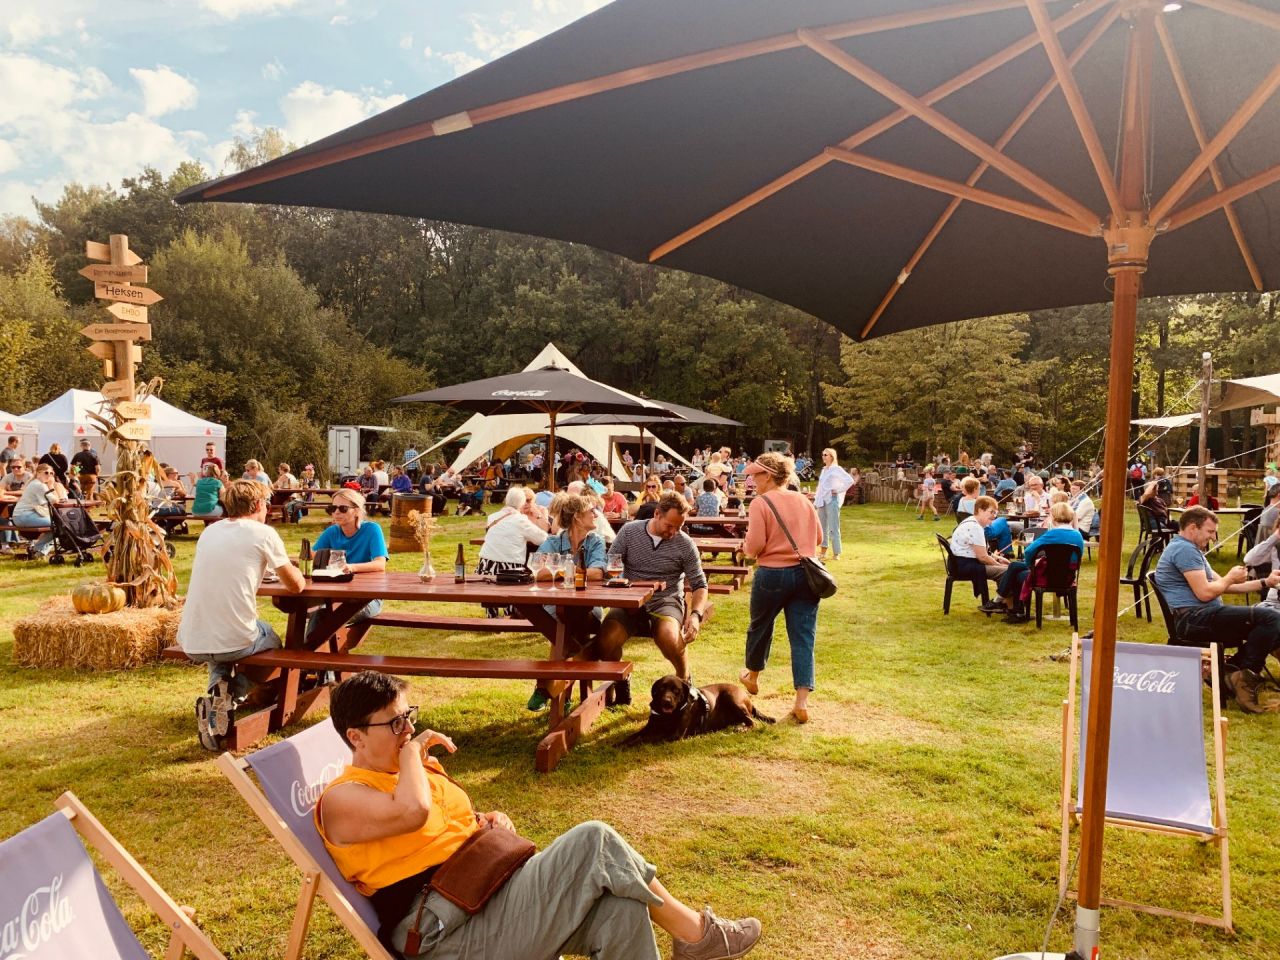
[1131,413,1200,429]
[21,390,227,475]
[0,410,39,455]
[424,344,691,480]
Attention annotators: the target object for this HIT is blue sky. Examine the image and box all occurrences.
[0,0,608,218]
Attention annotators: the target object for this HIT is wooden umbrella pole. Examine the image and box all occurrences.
[548,410,558,493]
[1074,4,1156,955]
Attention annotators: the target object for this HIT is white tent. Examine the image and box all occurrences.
[425,344,691,480]
[1131,413,1200,429]
[0,409,39,455]
[22,389,226,475]
[1213,373,1280,414]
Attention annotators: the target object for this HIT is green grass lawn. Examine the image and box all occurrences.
[1,503,1277,959]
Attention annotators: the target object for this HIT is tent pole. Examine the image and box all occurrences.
[1074,5,1155,956]
[548,410,558,492]
[1198,352,1212,496]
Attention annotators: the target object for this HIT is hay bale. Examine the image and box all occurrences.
[13,596,184,670]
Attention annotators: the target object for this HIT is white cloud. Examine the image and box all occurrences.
[400,34,413,50]
[130,65,198,117]
[330,15,351,26]
[198,0,300,20]
[279,81,406,145]
[0,140,19,177]
[262,58,284,81]
[0,53,107,125]
[437,50,485,77]
[465,14,540,60]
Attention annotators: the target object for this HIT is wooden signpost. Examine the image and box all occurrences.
[82,235,156,408]
[115,421,152,442]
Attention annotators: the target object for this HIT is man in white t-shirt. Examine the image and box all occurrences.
[949,497,1011,612]
[178,478,305,750]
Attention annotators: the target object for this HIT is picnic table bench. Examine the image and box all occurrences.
[164,571,653,771]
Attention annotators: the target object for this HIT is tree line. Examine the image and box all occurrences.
[1,131,1276,470]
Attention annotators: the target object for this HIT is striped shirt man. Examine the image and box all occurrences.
[608,517,707,610]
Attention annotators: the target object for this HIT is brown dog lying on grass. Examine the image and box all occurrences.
[624,675,774,745]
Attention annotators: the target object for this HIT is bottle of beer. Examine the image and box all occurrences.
[454,542,466,583]
[299,538,312,578]
[574,544,587,591]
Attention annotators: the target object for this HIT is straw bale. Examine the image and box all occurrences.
[13,596,184,670]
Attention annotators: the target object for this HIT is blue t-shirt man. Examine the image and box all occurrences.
[1154,535,1221,610]
[985,517,1014,557]
[313,521,389,564]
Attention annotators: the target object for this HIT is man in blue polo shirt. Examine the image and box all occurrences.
[1154,506,1280,713]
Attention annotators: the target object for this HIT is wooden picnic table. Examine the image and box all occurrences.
[607,514,749,530]
[178,572,654,770]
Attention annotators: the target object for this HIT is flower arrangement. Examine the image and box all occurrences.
[407,508,441,581]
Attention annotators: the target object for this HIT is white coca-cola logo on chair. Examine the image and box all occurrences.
[0,874,75,959]
[1113,668,1180,694]
[289,762,345,817]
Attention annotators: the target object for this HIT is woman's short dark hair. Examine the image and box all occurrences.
[331,671,408,748]
[703,478,717,492]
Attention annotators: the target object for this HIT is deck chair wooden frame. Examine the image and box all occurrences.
[1057,636,1231,931]
[51,791,227,960]
[216,752,396,960]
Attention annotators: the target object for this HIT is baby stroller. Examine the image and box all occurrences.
[47,501,104,567]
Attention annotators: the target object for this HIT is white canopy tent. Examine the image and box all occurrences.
[0,409,39,455]
[1213,373,1280,414]
[425,343,690,480]
[21,390,226,475]
[1131,413,1201,429]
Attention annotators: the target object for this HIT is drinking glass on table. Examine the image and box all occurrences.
[606,556,624,579]
[547,552,562,584]
[327,550,346,572]
[529,553,547,589]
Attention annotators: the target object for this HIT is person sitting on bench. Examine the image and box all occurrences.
[316,671,762,960]
[308,488,389,636]
[178,479,305,750]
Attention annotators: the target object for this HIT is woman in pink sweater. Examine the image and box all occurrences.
[739,453,824,722]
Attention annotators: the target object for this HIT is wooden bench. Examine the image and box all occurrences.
[364,611,535,633]
[162,645,630,682]
[703,564,751,586]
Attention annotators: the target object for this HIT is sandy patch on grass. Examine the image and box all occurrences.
[748,693,942,744]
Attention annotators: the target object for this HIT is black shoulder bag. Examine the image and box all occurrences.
[759,494,837,599]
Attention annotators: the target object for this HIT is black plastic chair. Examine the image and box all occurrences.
[936,533,990,613]
[1118,535,1163,622]
[1135,502,1175,547]
[1236,504,1264,559]
[1028,543,1081,630]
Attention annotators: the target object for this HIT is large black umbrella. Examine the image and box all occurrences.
[394,364,680,489]
[181,2,1280,952]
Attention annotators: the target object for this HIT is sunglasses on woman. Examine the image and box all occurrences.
[326,504,355,515]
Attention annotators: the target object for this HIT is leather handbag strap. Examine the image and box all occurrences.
[759,494,804,561]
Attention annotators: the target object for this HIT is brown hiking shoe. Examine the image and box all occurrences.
[672,907,761,960]
[1228,669,1278,714]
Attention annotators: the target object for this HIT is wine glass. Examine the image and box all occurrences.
[547,552,562,585]
[529,553,546,590]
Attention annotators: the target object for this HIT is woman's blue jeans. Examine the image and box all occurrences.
[745,564,819,691]
[818,498,842,556]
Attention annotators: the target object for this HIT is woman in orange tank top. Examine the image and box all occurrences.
[317,672,764,960]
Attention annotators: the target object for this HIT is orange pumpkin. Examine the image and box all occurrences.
[71,583,127,615]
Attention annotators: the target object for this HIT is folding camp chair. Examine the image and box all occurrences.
[216,721,397,960]
[0,792,225,960]
[1059,637,1231,931]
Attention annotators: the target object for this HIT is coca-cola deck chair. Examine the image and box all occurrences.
[0,792,224,960]
[216,721,396,960]
[1058,637,1231,931]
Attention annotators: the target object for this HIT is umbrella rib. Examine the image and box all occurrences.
[1148,61,1280,225]
[1189,0,1280,31]
[1154,18,1264,290]
[824,147,1097,237]
[1162,160,1280,232]
[648,0,1110,263]
[1024,0,1125,224]
[198,0,1036,201]
[797,28,1099,227]
[859,4,1120,339]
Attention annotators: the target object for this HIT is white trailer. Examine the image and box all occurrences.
[327,425,399,479]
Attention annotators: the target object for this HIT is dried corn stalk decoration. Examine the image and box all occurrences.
[87,377,179,608]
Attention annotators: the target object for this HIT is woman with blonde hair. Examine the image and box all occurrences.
[739,452,824,722]
[813,447,852,561]
[307,488,389,636]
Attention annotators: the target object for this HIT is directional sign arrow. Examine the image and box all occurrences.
[79,264,148,284]
[94,282,162,307]
[115,401,152,421]
[85,240,142,265]
[80,323,151,341]
[105,302,147,323]
[115,421,151,441]
[85,342,115,360]
[101,381,133,401]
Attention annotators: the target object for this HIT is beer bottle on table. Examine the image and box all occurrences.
[299,538,312,578]
[574,544,587,591]
[454,543,466,583]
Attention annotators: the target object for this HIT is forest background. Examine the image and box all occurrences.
[1,132,1276,473]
